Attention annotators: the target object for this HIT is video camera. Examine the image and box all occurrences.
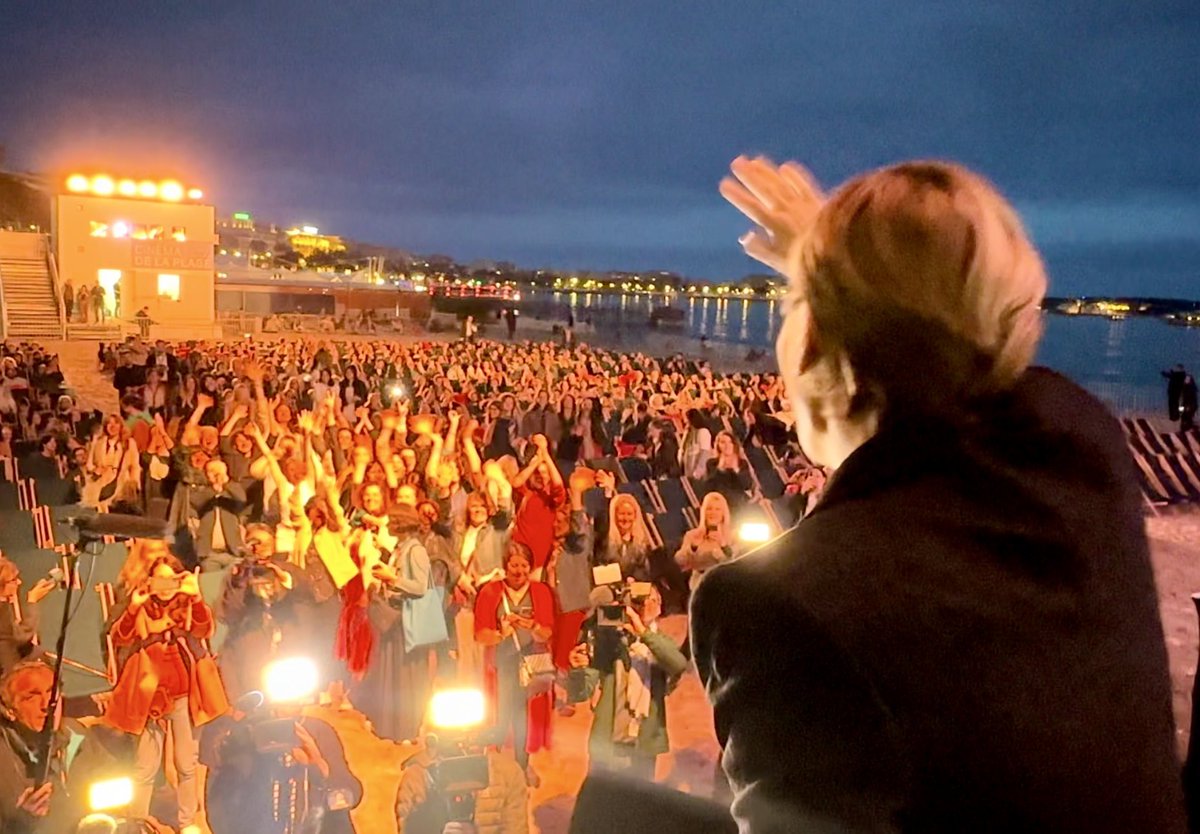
[233,551,289,603]
[590,563,653,629]
[422,689,492,825]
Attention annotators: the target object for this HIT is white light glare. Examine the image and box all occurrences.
[738,522,771,544]
[88,777,134,812]
[263,657,319,703]
[429,688,487,731]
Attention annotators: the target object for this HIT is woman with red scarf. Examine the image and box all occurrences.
[474,542,554,784]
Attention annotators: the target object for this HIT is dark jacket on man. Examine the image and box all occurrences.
[191,481,248,562]
[691,369,1186,833]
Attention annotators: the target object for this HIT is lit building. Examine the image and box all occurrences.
[284,225,346,257]
[227,211,255,230]
[54,173,216,334]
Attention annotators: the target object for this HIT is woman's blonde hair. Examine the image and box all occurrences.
[790,161,1047,414]
[606,493,652,554]
[698,491,732,545]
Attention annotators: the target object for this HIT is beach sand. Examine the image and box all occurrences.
[34,335,1200,832]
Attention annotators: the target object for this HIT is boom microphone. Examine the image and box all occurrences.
[587,585,616,610]
[59,511,171,541]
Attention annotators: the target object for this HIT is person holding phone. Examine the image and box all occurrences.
[0,556,58,676]
[475,542,555,783]
[674,492,735,593]
[108,556,229,834]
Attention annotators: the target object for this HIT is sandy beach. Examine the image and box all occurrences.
[29,335,1200,832]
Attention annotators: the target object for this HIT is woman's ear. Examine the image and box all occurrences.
[775,299,821,383]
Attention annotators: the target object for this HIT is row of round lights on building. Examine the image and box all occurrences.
[65,174,203,202]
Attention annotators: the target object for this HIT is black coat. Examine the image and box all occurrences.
[691,369,1185,833]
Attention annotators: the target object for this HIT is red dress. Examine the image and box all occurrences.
[512,483,566,573]
[474,579,555,755]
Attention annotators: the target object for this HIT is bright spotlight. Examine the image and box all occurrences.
[263,657,319,703]
[137,180,158,198]
[187,187,203,200]
[66,174,89,193]
[738,521,771,544]
[159,180,184,202]
[116,179,137,197]
[88,776,133,812]
[429,688,487,731]
[90,175,115,196]
[111,221,129,239]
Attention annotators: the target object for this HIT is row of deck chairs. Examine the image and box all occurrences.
[1122,417,1200,509]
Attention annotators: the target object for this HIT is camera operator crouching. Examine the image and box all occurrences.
[214,524,307,700]
[567,578,688,781]
[395,691,530,834]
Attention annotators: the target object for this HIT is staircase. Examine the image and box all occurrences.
[0,252,63,340]
[67,322,124,341]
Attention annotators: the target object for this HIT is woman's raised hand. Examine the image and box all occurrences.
[719,155,824,276]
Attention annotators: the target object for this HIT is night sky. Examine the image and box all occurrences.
[1,2,1197,295]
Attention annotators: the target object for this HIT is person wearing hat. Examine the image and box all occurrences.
[355,503,440,741]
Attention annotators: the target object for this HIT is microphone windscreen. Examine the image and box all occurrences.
[588,585,616,609]
[74,513,171,540]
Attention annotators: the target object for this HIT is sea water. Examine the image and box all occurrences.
[533,290,1200,416]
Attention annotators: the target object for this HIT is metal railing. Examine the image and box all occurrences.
[0,260,9,339]
[46,246,66,340]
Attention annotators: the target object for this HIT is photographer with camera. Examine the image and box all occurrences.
[107,556,229,834]
[215,523,302,701]
[202,661,362,834]
[568,581,687,781]
[395,708,529,834]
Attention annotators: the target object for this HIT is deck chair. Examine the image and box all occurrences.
[656,478,696,513]
[1130,452,1173,505]
[619,457,653,483]
[652,509,691,555]
[1147,455,1190,502]
[618,481,658,516]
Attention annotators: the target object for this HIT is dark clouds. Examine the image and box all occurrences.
[1,1,1197,291]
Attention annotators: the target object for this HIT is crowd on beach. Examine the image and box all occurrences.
[0,333,824,833]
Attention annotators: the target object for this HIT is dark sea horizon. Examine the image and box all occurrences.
[525,288,1200,417]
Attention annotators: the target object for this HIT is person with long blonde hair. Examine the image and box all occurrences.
[691,157,1185,833]
[601,492,655,582]
[81,414,141,511]
[674,491,734,592]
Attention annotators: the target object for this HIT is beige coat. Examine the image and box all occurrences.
[396,748,528,834]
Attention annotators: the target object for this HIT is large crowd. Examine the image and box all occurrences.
[2,154,1192,834]
[0,333,825,834]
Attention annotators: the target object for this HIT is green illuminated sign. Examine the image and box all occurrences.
[233,212,251,221]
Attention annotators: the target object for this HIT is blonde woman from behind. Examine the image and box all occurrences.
[691,158,1185,834]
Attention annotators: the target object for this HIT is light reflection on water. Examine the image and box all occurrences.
[531,290,1200,414]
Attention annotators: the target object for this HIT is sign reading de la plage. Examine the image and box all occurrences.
[132,240,214,271]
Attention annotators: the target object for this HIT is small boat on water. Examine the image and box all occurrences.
[649,306,686,328]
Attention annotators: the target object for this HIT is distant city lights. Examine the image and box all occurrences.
[63,173,206,203]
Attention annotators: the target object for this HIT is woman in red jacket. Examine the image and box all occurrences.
[475,541,554,784]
